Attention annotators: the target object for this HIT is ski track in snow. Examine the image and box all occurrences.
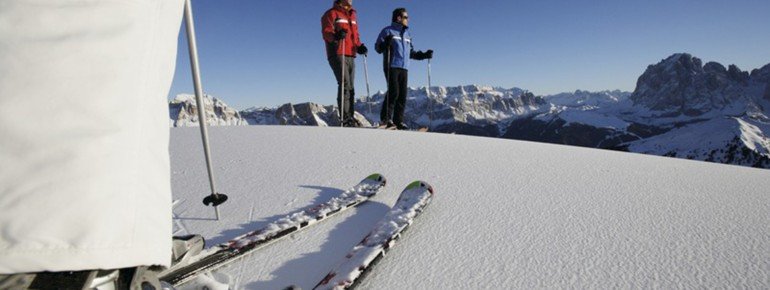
[170,126,770,289]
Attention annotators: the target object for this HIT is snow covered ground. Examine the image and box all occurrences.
[169,126,770,289]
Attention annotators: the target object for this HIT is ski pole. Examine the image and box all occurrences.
[184,0,227,221]
[340,38,346,127]
[427,58,433,129]
[363,54,372,115]
[385,43,392,126]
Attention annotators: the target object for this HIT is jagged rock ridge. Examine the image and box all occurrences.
[169,94,246,127]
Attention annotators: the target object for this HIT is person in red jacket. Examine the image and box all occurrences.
[322,0,368,127]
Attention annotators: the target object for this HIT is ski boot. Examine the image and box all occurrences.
[0,235,204,290]
[0,267,162,290]
[171,235,205,265]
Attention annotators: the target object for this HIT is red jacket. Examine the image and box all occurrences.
[321,3,362,59]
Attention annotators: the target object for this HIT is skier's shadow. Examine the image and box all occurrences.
[206,185,350,246]
[245,197,390,290]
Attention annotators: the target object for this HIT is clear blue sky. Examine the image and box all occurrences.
[169,0,770,110]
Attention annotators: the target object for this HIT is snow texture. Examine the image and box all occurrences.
[315,181,433,290]
[170,125,770,289]
[226,174,384,249]
[160,175,385,286]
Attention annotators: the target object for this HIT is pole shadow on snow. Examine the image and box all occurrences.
[172,216,218,222]
[245,201,391,290]
[171,200,218,225]
[204,185,361,247]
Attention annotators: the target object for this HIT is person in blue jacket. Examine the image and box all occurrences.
[375,7,433,130]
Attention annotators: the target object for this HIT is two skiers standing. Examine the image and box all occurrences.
[322,2,434,129]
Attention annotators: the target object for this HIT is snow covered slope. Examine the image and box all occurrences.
[626,117,770,167]
[170,125,770,289]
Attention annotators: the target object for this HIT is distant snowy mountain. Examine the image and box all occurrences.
[545,90,632,108]
[169,94,246,127]
[168,53,770,169]
[504,90,638,148]
[617,54,770,167]
[624,117,770,168]
[505,54,770,168]
[241,102,371,127]
[358,85,548,136]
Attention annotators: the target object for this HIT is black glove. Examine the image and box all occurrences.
[424,49,434,59]
[357,44,368,55]
[412,50,434,60]
[334,29,348,41]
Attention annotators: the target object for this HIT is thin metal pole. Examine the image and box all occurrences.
[427,59,433,129]
[363,55,372,115]
[385,45,391,126]
[339,39,346,127]
[184,0,221,220]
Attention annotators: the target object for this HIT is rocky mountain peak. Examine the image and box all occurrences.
[751,64,770,84]
[241,102,370,127]
[727,64,750,84]
[703,61,726,74]
[765,81,770,101]
[630,53,759,116]
[169,94,246,127]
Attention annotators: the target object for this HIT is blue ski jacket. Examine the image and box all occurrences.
[375,23,417,70]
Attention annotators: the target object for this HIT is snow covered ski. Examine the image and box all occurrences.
[313,180,434,290]
[158,174,388,287]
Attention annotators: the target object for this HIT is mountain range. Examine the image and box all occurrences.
[169,53,770,169]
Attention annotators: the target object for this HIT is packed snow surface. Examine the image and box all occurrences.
[316,181,434,290]
[170,126,770,289]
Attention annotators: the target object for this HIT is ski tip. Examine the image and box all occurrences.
[405,181,434,195]
[365,173,386,183]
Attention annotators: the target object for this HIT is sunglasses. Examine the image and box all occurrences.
[401,15,409,19]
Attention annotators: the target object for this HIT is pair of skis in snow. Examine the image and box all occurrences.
[158,174,434,289]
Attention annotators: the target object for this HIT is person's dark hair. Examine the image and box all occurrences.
[392,8,407,23]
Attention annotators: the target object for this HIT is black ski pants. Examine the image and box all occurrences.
[328,55,356,121]
[381,68,408,124]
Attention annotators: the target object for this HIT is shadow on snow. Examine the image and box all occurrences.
[244,200,391,289]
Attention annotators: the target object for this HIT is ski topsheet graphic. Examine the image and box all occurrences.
[160,174,388,286]
[314,180,434,290]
